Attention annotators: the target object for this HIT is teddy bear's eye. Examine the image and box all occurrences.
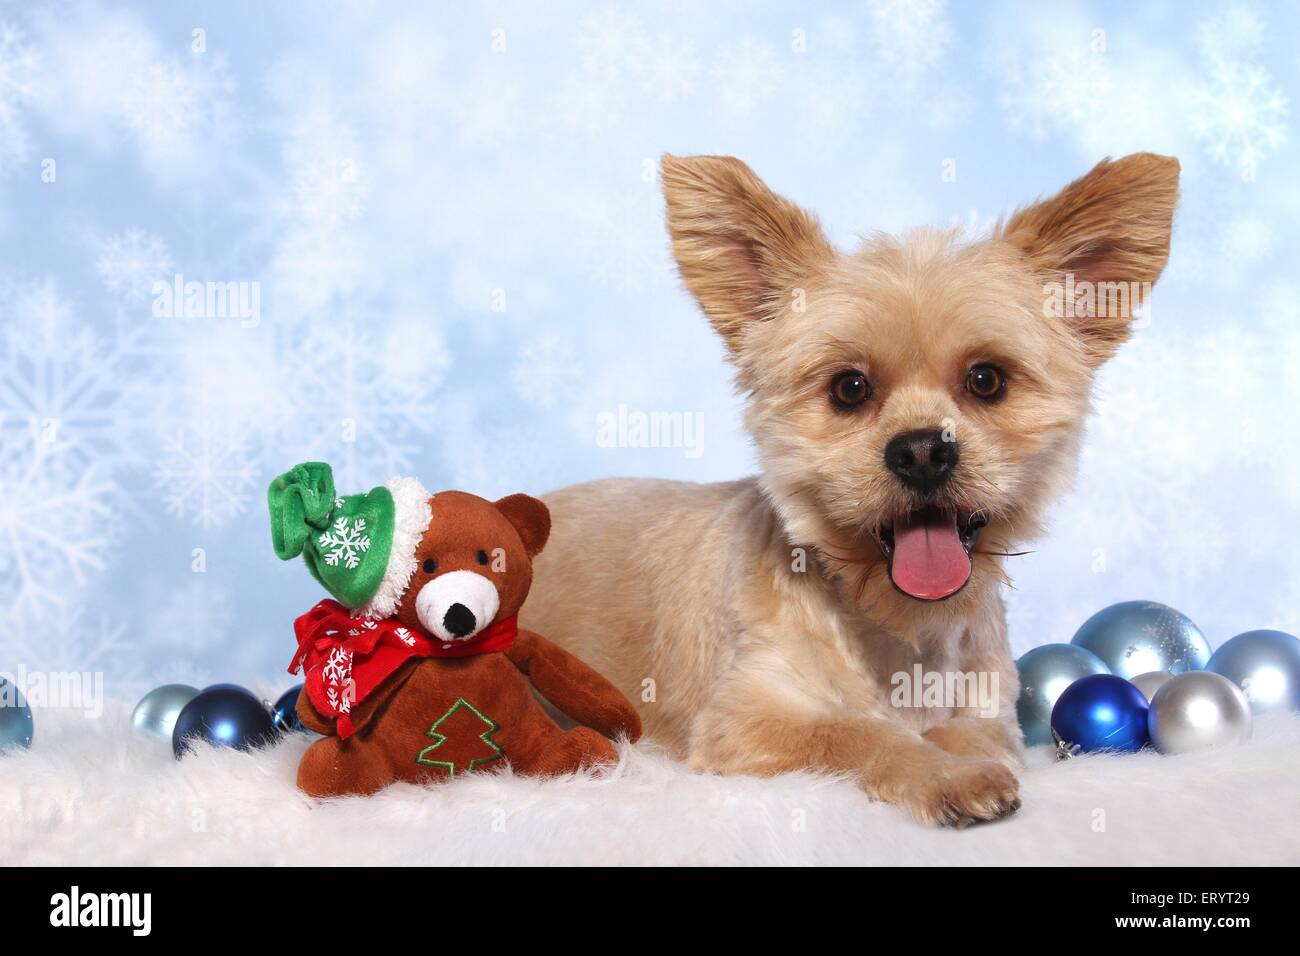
[476,550,489,566]
[422,558,437,574]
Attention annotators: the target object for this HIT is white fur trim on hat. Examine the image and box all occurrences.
[355,475,432,620]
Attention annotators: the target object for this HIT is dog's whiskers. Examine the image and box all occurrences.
[818,546,876,567]
[854,559,887,606]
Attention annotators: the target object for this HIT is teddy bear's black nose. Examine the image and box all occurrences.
[443,603,477,638]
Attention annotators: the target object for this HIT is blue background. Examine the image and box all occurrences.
[0,0,1296,696]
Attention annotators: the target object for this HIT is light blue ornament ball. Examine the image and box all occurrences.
[1016,643,1110,746]
[0,677,34,751]
[1207,629,1300,715]
[131,684,201,741]
[1071,601,1210,679]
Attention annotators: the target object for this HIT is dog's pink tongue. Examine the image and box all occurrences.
[890,512,971,601]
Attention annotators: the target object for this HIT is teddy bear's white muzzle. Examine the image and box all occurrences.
[414,570,501,643]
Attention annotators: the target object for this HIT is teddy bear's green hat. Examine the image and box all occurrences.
[268,462,432,618]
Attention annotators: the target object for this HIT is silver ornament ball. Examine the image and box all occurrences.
[1071,600,1211,679]
[1206,629,1300,715]
[131,684,201,741]
[1130,670,1174,702]
[1148,671,1252,755]
[1016,643,1110,746]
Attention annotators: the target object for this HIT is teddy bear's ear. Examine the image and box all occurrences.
[494,494,551,557]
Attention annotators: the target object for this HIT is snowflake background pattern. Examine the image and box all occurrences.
[0,0,1297,700]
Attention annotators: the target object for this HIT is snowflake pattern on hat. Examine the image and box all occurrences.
[318,515,371,570]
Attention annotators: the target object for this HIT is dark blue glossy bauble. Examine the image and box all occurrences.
[271,685,306,733]
[1051,673,1150,754]
[172,687,276,758]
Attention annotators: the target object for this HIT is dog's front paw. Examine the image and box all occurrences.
[923,718,1025,771]
[900,759,1021,828]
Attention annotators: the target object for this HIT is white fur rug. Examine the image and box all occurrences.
[4,702,1298,866]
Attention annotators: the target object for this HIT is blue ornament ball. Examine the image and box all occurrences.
[1051,673,1150,754]
[131,683,200,741]
[1015,643,1110,746]
[1207,629,1300,715]
[172,687,276,758]
[272,685,307,733]
[0,677,34,751]
[1071,600,1211,679]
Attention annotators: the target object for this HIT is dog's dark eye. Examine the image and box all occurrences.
[422,558,438,574]
[830,371,871,410]
[966,364,1006,401]
[476,549,489,566]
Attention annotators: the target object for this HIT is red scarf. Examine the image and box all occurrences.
[288,599,518,739]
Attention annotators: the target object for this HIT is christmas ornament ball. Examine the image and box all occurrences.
[1071,600,1211,679]
[1050,673,1150,754]
[1130,670,1175,702]
[1015,643,1111,746]
[1148,671,1253,754]
[0,677,34,751]
[1206,629,1300,715]
[131,684,200,741]
[272,685,306,733]
[172,686,277,758]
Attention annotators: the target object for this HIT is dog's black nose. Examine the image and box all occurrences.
[884,429,958,494]
[443,603,477,638]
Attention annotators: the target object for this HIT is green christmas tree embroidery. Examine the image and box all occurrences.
[416,698,504,778]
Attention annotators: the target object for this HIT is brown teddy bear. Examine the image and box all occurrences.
[268,462,641,796]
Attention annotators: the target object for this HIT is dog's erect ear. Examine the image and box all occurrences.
[1000,152,1180,366]
[495,493,551,557]
[661,154,835,354]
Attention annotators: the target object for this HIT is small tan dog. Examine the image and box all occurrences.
[523,153,1179,825]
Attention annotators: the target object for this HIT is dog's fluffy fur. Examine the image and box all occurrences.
[523,153,1179,826]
